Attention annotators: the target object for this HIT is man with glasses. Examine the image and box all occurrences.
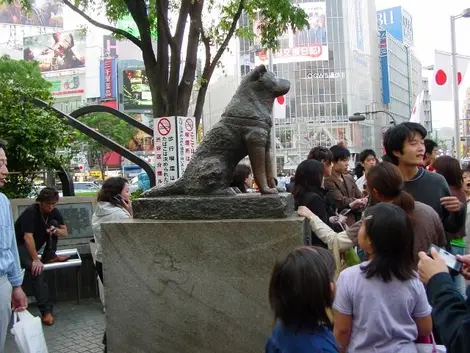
[15,187,69,325]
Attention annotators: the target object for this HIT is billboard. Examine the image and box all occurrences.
[376,6,413,47]
[122,69,152,111]
[103,35,118,58]
[0,0,63,27]
[255,1,328,64]
[46,74,85,98]
[379,30,391,104]
[23,30,86,72]
[100,58,117,100]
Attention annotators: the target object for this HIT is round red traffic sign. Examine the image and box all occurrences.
[157,118,171,136]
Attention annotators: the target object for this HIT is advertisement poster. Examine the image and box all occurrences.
[47,74,85,98]
[255,1,328,64]
[100,58,117,100]
[0,0,63,27]
[122,69,152,111]
[23,30,86,72]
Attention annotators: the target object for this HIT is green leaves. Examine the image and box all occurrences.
[0,56,73,198]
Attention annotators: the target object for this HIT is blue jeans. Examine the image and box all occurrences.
[451,245,467,299]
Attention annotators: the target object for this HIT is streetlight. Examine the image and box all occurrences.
[450,7,470,160]
[348,111,397,125]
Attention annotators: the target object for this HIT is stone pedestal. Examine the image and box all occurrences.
[102,216,303,353]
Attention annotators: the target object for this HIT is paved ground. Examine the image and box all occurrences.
[5,299,105,353]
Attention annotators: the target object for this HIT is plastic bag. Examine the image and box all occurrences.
[415,334,446,353]
[10,310,48,353]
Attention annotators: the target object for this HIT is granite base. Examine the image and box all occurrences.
[102,217,303,353]
[132,193,295,220]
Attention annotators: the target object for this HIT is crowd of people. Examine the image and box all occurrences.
[1,122,470,352]
[267,122,470,352]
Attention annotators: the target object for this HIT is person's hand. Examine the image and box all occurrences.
[440,196,462,213]
[122,198,133,215]
[48,226,58,235]
[337,214,348,225]
[329,215,339,224]
[457,254,470,280]
[297,206,314,219]
[11,287,28,312]
[417,248,448,285]
[31,259,44,276]
[349,199,366,209]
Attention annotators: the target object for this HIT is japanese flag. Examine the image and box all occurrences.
[273,95,287,120]
[410,90,424,123]
[432,50,470,101]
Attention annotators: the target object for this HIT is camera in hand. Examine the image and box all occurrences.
[427,244,462,274]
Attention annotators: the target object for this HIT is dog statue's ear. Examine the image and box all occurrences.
[251,64,267,80]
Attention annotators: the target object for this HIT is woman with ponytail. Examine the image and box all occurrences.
[298,162,447,263]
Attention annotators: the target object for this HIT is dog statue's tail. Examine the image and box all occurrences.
[142,177,186,197]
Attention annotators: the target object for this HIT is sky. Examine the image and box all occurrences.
[375,0,470,129]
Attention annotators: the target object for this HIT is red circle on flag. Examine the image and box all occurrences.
[277,96,285,105]
[435,69,447,85]
[457,72,462,85]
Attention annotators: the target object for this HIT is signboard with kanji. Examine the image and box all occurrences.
[177,116,196,176]
[154,117,178,186]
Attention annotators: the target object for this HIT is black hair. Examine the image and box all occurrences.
[360,203,415,282]
[269,246,336,332]
[329,145,350,163]
[307,146,333,164]
[367,162,415,214]
[383,122,427,165]
[359,149,377,164]
[97,177,128,206]
[381,154,393,163]
[292,159,324,208]
[230,164,252,193]
[424,139,438,156]
[433,155,463,189]
[36,187,59,203]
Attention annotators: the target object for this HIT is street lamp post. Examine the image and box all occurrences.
[348,111,397,125]
[450,8,470,160]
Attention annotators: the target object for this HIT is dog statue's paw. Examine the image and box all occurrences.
[259,187,279,195]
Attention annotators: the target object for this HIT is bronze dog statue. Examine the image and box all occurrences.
[144,64,290,196]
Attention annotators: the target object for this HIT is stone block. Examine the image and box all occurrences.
[132,193,296,220]
[102,217,303,353]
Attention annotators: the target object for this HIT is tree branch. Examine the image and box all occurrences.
[61,0,142,50]
[209,0,244,73]
[156,0,175,49]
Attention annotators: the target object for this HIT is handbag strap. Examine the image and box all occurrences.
[431,333,437,352]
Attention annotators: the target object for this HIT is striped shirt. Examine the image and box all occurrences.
[0,192,23,286]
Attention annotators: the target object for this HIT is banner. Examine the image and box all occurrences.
[432,51,470,101]
[0,0,63,27]
[23,30,86,72]
[255,1,328,64]
[100,59,117,100]
[122,69,152,111]
[46,74,85,98]
[379,30,391,104]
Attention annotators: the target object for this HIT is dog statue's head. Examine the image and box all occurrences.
[243,64,290,97]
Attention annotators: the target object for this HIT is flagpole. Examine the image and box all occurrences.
[451,15,461,160]
[268,49,277,176]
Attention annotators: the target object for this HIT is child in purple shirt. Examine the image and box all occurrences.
[266,246,339,353]
[333,203,433,352]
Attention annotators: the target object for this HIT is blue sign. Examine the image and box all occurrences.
[379,30,391,104]
[99,58,117,100]
[376,6,413,47]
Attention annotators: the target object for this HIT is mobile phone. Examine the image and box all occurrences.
[113,194,124,203]
[428,245,462,274]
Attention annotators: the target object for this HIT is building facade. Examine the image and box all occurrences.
[422,77,433,132]
[202,0,384,172]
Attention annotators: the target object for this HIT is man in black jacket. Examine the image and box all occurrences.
[417,248,470,352]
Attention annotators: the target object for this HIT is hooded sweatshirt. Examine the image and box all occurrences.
[92,202,131,263]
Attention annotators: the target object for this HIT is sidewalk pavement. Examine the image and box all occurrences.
[5,299,105,353]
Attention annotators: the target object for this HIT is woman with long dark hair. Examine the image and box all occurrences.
[434,155,467,297]
[293,159,341,247]
[230,163,253,193]
[298,162,447,262]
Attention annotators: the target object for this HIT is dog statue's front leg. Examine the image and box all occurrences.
[248,144,278,195]
[265,140,276,189]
